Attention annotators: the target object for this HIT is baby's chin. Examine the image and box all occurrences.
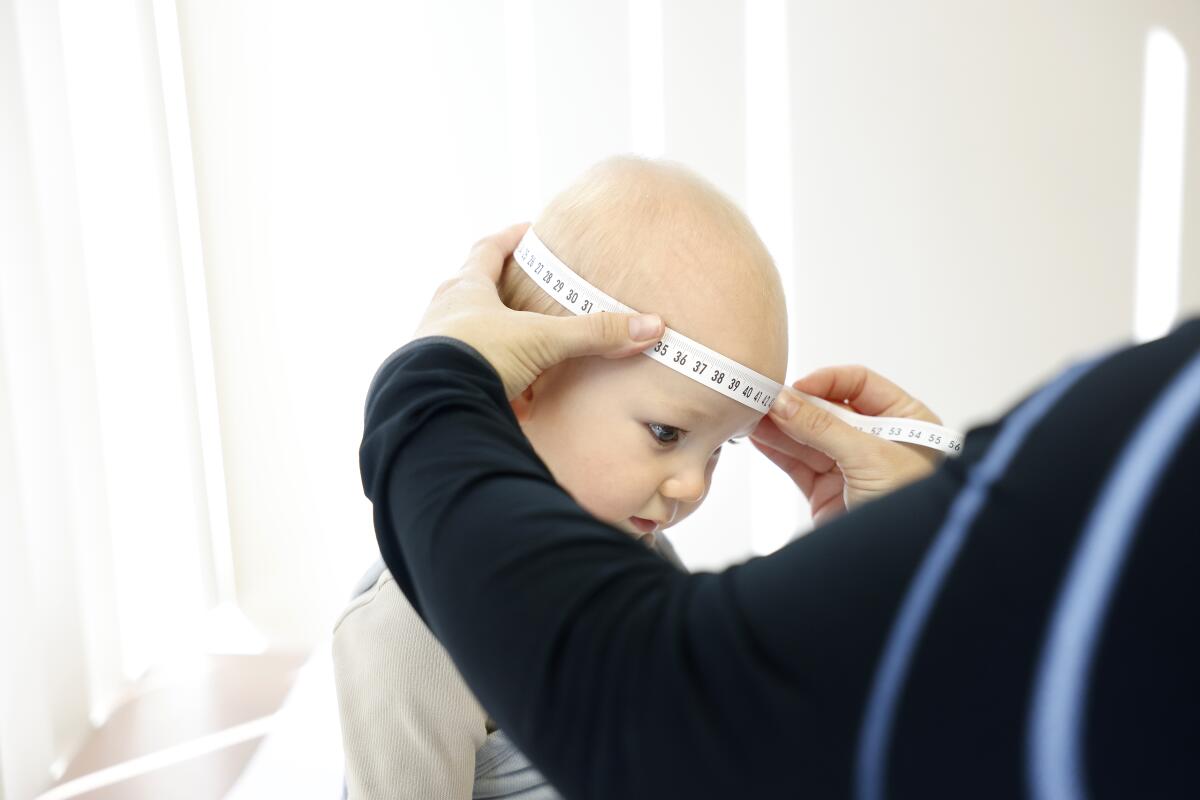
[602,517,656,547]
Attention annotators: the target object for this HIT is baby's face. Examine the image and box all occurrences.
[513,351,764,543]
[505,158,791,542]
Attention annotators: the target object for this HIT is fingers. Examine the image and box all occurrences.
[547,310,664,362]
[749,415,836,474]
[753,437,848,523]
[749,437,817,496]
[766,387,875,463]
[793,365,939,423]
[461,222,531,282]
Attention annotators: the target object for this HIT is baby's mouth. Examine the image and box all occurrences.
[629,516,659,535]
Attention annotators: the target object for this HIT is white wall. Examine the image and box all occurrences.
[788,1,1197,430]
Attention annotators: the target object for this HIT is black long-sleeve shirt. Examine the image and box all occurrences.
[361,319,1200,799]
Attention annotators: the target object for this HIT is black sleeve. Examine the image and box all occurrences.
[360,322,1200,800]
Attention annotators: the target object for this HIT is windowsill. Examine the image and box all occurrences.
[43,651,309,800]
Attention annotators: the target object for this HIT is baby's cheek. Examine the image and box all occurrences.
[572,455,635,517]
[565,448,641,522]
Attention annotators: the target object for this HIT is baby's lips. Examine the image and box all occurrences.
[629,516,659,534]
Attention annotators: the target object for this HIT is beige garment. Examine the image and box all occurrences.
[332,569,489,800]
[331,533,685,799]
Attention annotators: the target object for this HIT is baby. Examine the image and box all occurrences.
[333,155,789,799]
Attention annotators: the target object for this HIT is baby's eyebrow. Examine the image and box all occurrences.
[653,399,715,423]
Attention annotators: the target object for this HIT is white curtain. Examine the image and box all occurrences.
[1,1,223,797]
[3,1,1200,797]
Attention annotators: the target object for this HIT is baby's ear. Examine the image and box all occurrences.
[511,365,563,421]
[509,382,536,421]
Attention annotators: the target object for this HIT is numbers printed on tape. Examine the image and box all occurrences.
[800,394,966,456]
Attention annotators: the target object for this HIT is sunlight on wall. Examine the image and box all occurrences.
[1134,28,1189,343]
[58,0,210,680]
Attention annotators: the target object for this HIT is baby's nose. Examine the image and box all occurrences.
[661,471,705,504]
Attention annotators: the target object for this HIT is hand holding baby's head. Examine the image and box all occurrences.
[498,156,788,542]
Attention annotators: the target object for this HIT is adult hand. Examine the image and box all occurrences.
[414,222,665,400]
[750,366,944,525]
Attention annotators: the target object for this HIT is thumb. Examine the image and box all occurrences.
[550,311,664,360]
[767,387,873,462]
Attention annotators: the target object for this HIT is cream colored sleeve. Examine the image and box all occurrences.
[332,569,490,800]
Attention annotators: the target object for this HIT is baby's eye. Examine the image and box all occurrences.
[647,423,683,446]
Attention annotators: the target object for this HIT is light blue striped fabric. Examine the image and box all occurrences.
[855,358,1100,800]
[472,730,562,799]
[1028,349,1200,800]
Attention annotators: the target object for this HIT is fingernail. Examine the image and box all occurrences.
[770,391,798,419]
[629,314,662,341]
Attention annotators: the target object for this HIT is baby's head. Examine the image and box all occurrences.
[499,156,788,544]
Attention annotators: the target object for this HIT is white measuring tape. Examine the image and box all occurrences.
[514,229,965,455]
[800,394,965,455]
